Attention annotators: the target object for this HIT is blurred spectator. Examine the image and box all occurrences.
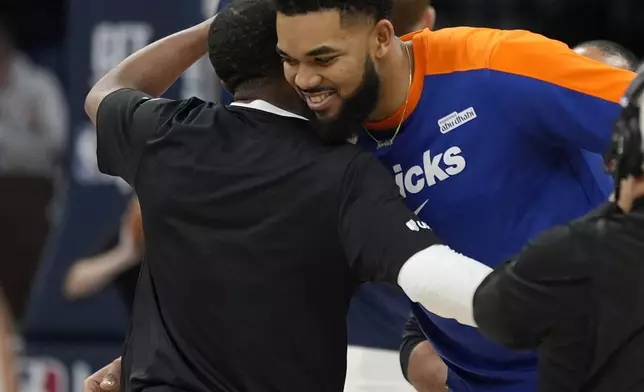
[0,289,17,392]
[573,40,639,71]
[391,0,435,35]
[64,197,143,311]
[0,19,68,321]
[0,20,67,178]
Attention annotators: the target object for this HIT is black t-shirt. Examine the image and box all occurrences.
[96,233,141,312]
[473,201,644,392]
[113,262,140,312]
[95,89,440,392]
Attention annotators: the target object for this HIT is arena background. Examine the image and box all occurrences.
[0,0,642,391]
[4,2,212,391]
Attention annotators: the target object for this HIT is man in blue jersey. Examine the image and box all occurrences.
[344,1,436,391]
[400,36,639,390]
[399,37,641,392]
[273,0,635,391]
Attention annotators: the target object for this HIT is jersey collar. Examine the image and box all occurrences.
[364,29,428,131]
[230,100,309,121]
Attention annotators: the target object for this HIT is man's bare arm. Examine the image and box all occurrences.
[400,313,447,391]
[84,17,214,125]
[408,341,448,392]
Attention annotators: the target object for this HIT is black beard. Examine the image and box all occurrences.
[310,58,381,144]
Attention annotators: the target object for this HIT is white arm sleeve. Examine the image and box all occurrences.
[397,245,493,327]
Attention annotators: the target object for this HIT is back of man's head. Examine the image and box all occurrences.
[573,40,639,71]
[208,0,283,95]
[391,0,435,36]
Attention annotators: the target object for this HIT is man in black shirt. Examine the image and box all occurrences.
[473,71,644,391]
[83,1,491,391]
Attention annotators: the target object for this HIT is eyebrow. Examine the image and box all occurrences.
[276,45,340,58]
[304,46,339,57]
[276,46,291,58]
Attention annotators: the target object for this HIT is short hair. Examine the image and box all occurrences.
[391,0,429,35]
[274,0,392,24]
[208,0,283,94]
[637,62,644,74]
[575,40,639,71]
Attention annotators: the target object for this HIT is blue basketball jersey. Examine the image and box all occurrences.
[359,27,635,391]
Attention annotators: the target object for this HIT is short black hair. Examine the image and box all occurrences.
[576,40,639,71]
[208,0,283,94]
[274,0,392,23]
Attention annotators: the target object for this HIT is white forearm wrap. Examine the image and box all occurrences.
[397,245,493,327]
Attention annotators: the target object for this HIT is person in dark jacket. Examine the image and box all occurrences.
[473,70,644,391]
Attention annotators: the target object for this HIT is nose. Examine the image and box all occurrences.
[294,64,323,91]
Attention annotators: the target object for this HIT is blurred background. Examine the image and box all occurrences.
[0,0,642,392]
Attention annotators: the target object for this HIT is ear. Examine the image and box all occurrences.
[372,19,395,59]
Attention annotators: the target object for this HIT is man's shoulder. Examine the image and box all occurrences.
[517,207,612,267]
[413,28,553,99]
[414,27,500,78]
[570,202,623,233]
[307,143,369,181]
[144,96,235,133]
[415,27,548,75]
[549,202,635,253]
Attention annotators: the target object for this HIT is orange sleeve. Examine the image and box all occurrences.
[488,30,635,103]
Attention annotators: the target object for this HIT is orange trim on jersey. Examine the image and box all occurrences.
[420,27,498,75]
[366,27,635,132]
[487,30,635,104]
[365,31,426,131]
[416,27,634,101]
[365,28,501,131]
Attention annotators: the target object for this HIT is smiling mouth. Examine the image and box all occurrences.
[302,91,336,111]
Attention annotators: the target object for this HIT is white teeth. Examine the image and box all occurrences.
[308,93,332,104]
